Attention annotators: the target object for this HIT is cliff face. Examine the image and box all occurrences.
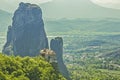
[50,37,70,80]
[2,2,48,56]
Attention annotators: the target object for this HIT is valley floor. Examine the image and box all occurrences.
[1,31,120,80]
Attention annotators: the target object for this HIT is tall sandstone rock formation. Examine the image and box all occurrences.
[2,2,48,56]
[2,2,70,79]
[50,37,70,80]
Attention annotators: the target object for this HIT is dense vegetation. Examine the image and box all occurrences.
[62,32,120,80]
[64,53,120,80]
[0,53,66,80]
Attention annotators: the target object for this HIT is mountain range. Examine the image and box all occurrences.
[1,0,120,19]
[1,10,120,33]
[1,0,120,33]
[44,18,120,33]
[0,10,12,32]
[40,0,120,19]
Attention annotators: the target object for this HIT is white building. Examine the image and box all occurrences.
[40,49,57,63]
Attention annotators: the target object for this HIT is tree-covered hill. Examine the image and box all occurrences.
[0,53,66,80]
[45,18,120,33]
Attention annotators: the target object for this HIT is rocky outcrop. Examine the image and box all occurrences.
[2,2,70,79]
[50,37,70,80]
[2,2,48,56]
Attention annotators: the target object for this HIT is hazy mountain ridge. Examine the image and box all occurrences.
[40,0,120,19]
[0,10,12,32]
[1,9,120,33]
[45,18,120,33]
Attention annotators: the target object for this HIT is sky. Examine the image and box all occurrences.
[0,0,120,12]
[40,0,120,19]
[0,0,120,19]
[90,0,120,9]
[0,0,52,12]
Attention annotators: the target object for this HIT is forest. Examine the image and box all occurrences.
[0,53,66,80]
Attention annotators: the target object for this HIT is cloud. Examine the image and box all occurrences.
[0,0,52,12]
[90,0,120,9]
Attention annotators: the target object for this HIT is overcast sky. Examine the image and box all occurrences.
[0,0,120,19]
[0,0,120,12]
[0,0,52,12]
[91,0,120,9]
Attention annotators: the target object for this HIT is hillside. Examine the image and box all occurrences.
[40,0,120,19]
[99,49,120,59]
[1,10,120,33]
[45,18,120,33]
[0,53,66,80]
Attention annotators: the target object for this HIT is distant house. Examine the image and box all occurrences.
[40,49,57,63]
